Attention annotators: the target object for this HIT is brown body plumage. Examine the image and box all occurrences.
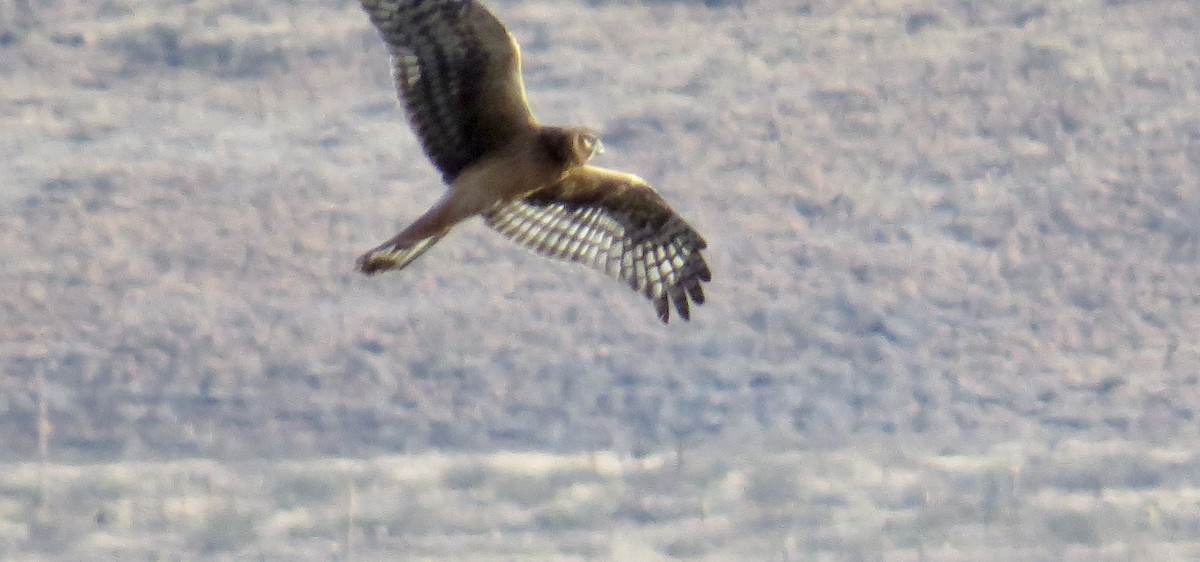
[355,0,710,322]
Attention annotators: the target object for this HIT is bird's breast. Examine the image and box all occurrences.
[449,138,568,215]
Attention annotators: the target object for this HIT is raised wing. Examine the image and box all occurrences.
[360,0,536,183]
[485,166,711,323]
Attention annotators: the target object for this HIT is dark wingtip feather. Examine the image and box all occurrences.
[671,288,691,322]
[655,296,670,323]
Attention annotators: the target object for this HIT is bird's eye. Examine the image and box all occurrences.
[581,136,594,152]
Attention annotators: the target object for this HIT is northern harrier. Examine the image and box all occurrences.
[356,0,711,323]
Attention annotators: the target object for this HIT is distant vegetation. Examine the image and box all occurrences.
[5,439,1199,559]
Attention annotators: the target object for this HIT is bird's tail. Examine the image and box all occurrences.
[357,191,470,275]
[356,231,447,275]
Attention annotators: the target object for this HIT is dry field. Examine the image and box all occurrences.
[6,438,1200,560]
[2,0,1200,559]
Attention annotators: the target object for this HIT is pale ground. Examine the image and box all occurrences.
[2,0,1200,559]
[7,438,1200,560]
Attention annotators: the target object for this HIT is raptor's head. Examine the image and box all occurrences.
[541,126,604,168]
[571,127,604,163]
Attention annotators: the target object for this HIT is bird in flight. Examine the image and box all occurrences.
[355,0,711,323]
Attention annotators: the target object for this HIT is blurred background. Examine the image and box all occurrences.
[2,0,1199,559]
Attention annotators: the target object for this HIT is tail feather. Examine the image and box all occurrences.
[356,232,446,275]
